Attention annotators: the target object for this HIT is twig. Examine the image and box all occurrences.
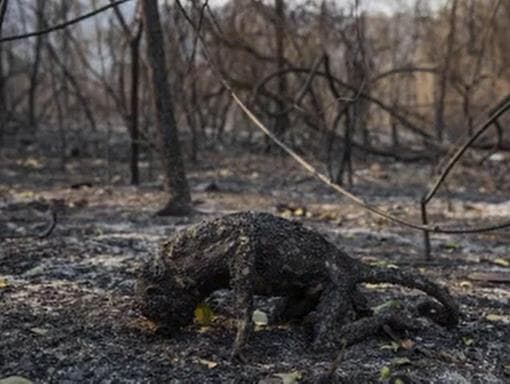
[253,54,325,118]
[253,66,436,142]
[423,96,510,204]
[175,0,209,75]
[38,210,57,239]
[1,209,57,240]
[0,0,132,43]
[0,0,8,35]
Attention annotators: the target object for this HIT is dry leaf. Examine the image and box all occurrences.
[292,208,303,217]
[400,339,415,350]
[0,278,7,289]
[17,191,34,199]
[369,260,399,269]
[197,358,218,369]
[30,327,48,336]
[0,377,33,384]
[485,313,509,323]
[281,210,293,218]
[493,258,510,267]
[274,371,302,384]
[468,272,510,283]
[392,357,412,366]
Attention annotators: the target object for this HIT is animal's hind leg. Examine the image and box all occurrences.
[229,234,256,359]
[351,287,372,318]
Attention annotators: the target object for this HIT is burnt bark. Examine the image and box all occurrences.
[434,0,458,142]
[128,22,142,185]
[27,0,45,134]
[273,0,288,139]
[0,0,8,148]
[141,0,191,215]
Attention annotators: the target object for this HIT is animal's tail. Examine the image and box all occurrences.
[357,265,460,327]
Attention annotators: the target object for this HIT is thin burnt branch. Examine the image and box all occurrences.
[0,0,133,43]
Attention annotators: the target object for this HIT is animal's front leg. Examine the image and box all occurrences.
[229,235,256,360]
[311,283,356,350]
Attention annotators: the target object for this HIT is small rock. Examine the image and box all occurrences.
[66,368,84,381]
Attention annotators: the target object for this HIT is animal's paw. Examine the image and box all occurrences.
[311,332,338,352]
[229,348,248,364]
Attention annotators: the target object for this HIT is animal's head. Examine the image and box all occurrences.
[135,259,197,333]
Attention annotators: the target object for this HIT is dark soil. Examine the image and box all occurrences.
[1,149,509,383]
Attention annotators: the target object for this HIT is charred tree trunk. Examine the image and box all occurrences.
[0,0,7,32]
[336,106,354,186]
[0,0,8,148]
[274,0,288,140]
[141,0,191,215]
[111,1,143,185]
[28,0,45,134]
[129,22,142,185]
[434,0,457,143]
[45,41,97,133]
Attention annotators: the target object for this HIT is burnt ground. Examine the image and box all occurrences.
[1,148,510,383]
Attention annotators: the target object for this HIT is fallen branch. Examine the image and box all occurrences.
[0,208,57,240]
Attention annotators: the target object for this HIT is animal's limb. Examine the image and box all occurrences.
[358,265,460,326]
[351,288,373,318]
[329,306,421,348]
[311,283,356,349]
[229,234,256,359]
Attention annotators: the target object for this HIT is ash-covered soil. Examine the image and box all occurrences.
[1,150,509,383]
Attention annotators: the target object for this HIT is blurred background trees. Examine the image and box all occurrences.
[0,0,508,189]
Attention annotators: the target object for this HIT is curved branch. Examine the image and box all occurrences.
[370,66,437,84]
[423,95,510,203]
[254,66,436,142]
[0,0,132,43]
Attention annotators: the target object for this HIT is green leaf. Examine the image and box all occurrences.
[379,366,391,380]
[193,303,213,325]
[445,242,460,250]
[380,341,401,352]
[392,357,412,366]
[274,371,302,384]
[373,300,401,314]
